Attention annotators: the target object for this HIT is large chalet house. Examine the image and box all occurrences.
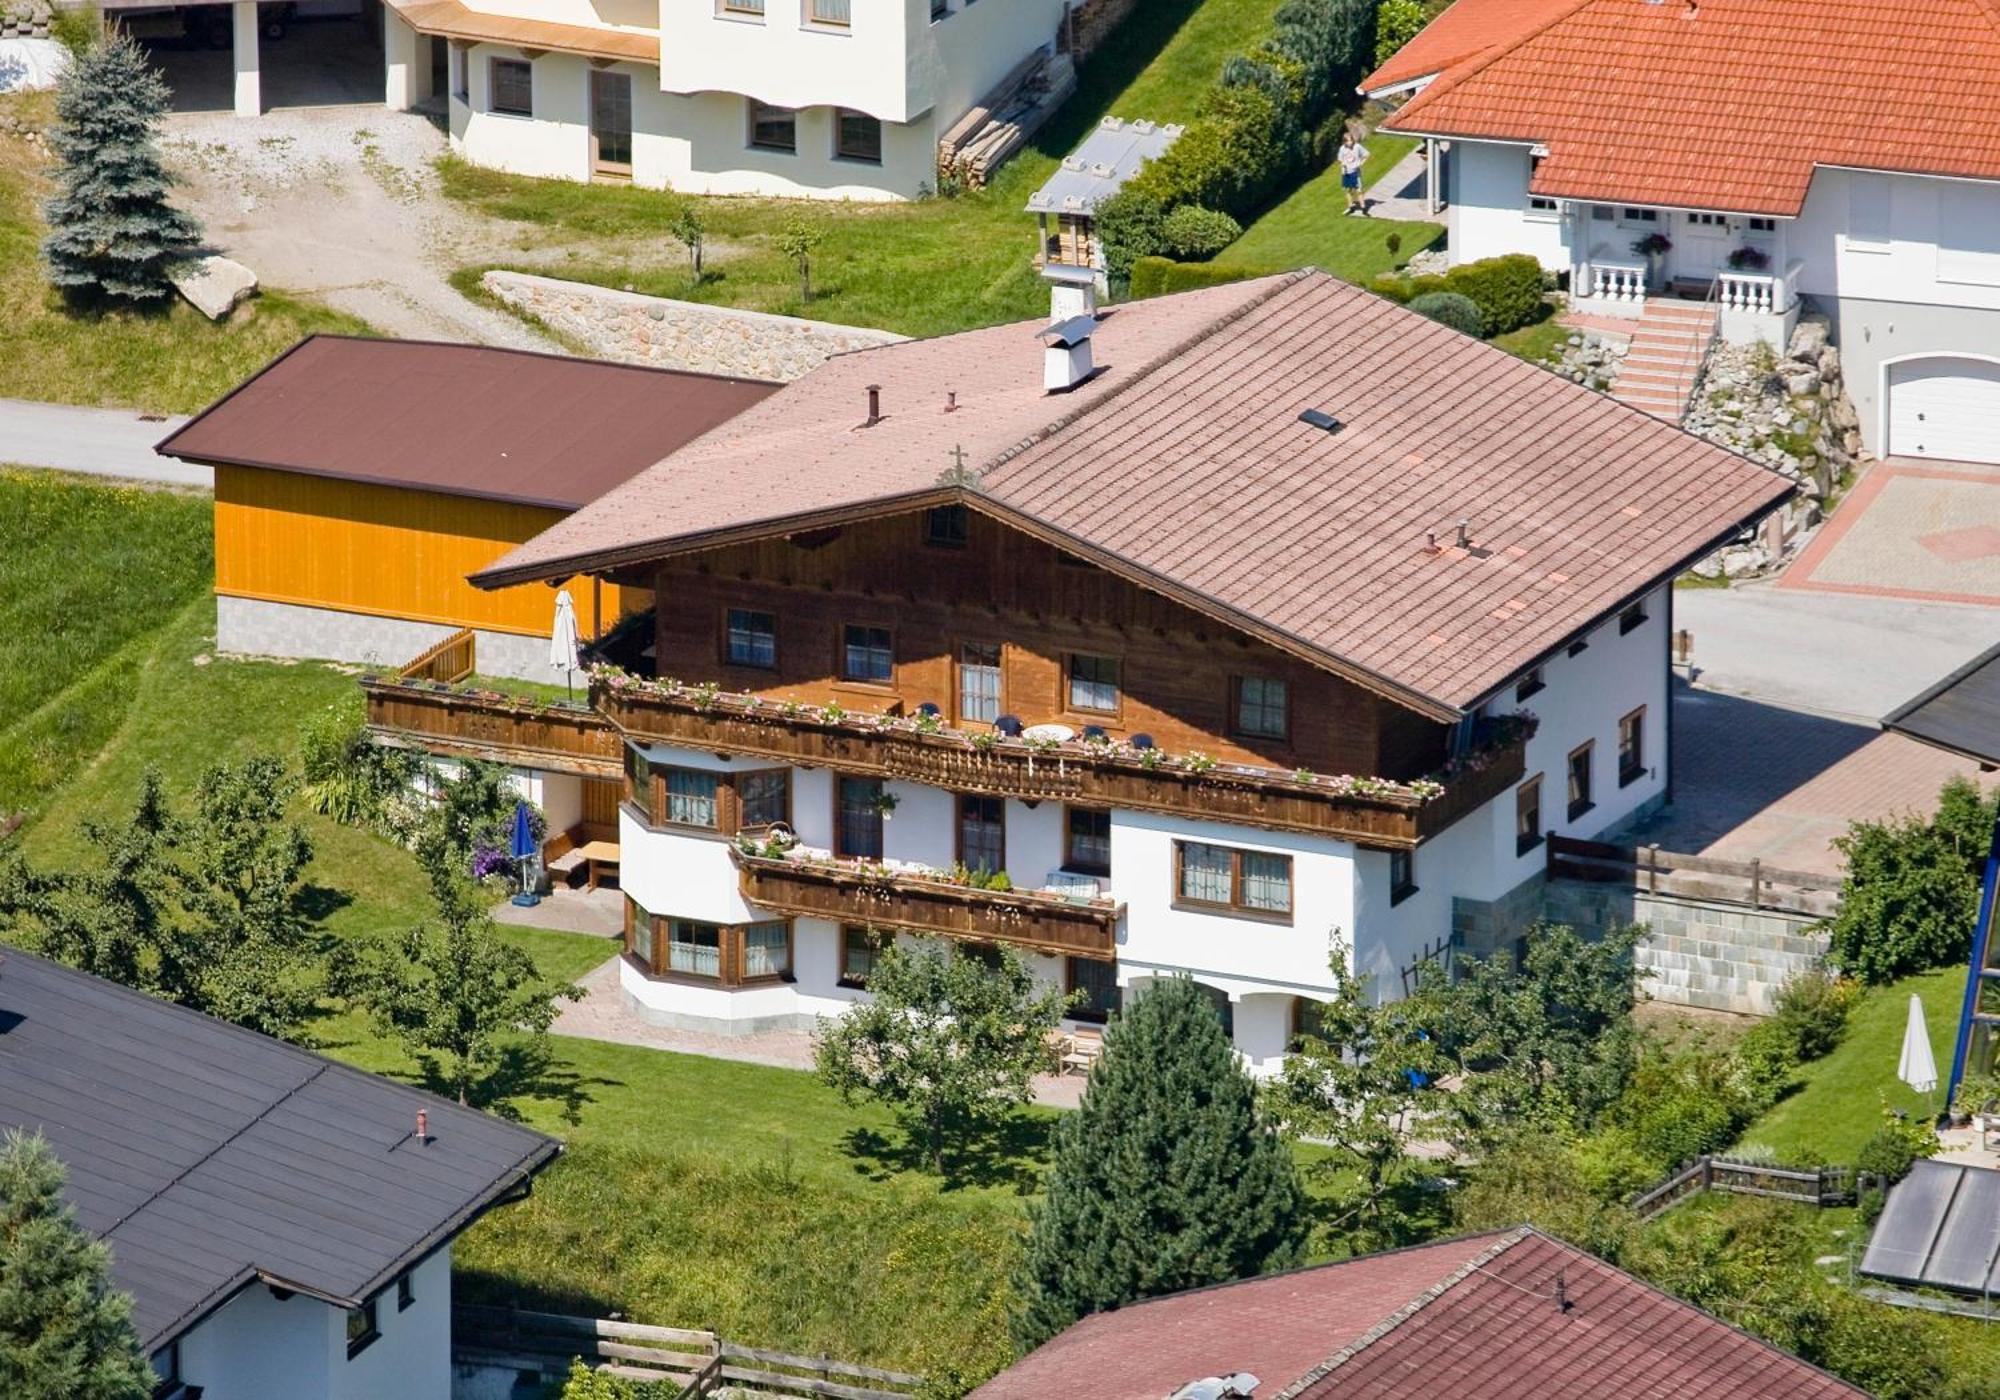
[372,0,1073,198]
[370,269,1789,1064]
[1364,0,2000,464]
[0,951,558,1400]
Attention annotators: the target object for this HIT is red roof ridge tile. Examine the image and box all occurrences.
[1363,0,1594,95]
[1272,1228,1535,1398]
[1382,0,1599,119]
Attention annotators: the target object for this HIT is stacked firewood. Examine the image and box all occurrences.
[937,48,1077,190]
[0,0,55,38]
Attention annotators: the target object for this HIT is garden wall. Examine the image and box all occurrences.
[480,271,905,382]
[1545,879,1830,1016]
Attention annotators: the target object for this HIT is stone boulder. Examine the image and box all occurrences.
[171,255,258,321]
[1788,319,1830,360]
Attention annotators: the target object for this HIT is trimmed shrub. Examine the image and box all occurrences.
[1093,189,1168,284]
[1128,257,1277,300]
[1371,254,1547,335]
[1161,205,1244,260]
[1374,0,1428,66]
[1408,290,1482,336]
[1826,774,1998,983]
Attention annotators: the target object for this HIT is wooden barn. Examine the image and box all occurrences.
[157,335,778,681]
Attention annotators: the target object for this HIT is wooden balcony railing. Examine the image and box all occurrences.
[731,846,1120,961]
[597,673,1532,850]
[399,627,477,685]
[363,676,624,778]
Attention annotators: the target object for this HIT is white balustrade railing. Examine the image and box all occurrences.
[1578,246,1647,304]
[1717,259,1802,316]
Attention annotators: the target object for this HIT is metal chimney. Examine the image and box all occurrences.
[1039,314,1097,393]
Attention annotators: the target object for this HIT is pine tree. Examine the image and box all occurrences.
[41,33,201,305]
[0,1131,153,1400]
[1011,976,1307,1350]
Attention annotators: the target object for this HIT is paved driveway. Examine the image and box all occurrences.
[1782,457,2000,607]
[0,398,202,486]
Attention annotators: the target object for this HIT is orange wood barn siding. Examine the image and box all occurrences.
[212,465,630,639]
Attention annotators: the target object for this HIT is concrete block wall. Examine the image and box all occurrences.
[1543,879,1827,1015]
[216,595,560,684]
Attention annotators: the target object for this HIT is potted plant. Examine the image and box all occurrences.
[1631,231,1672,280]
[872,789,900,820]
[1726,245,1770,271]
[1951,1073,2000,1132]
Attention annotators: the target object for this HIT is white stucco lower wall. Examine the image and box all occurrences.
[169,1247,452,1400]
[447,48,935,199]
[1446,139,1568,272]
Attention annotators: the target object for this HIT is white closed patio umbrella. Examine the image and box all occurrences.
[549,589,581,701]
[1898,993,1938,1096]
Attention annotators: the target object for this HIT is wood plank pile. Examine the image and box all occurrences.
[938,47,1077,189]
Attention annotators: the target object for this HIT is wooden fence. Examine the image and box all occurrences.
[453,1305,924,1399]
[1546,835,1843,916]
[1629,1155,1856,1221]
[399,627,476,685]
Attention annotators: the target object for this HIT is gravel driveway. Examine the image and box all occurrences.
[163,105,555,348]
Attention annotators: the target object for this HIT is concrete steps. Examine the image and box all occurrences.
[1607,300,1719,420]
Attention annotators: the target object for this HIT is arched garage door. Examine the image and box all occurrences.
[1888,357,2000,464]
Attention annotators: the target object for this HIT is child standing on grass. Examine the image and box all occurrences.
[1338,130,1371,216]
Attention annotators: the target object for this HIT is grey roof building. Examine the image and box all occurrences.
[0,949,561,1354]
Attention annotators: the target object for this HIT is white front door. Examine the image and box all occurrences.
[1888,357,2000,463]
[1676,211,1731,281]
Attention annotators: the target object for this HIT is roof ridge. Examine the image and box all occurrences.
[1271,1227,1535,1398]
[1387,0,1602,128]
[978,271,1315,488]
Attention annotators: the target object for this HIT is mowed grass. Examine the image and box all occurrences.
[445,0,1397,335]
[1737,966,1962,1164]
[1214,135,1442,279]
[0,92,372,414]
[0,470,211,812]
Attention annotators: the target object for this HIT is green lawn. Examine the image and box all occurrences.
[0,92,372,414]
[444,0,1405,336]
[1211,133,1442,279]
[0,469,211,813]
[1491,309,1570,365]
[1737,967,1962,1165]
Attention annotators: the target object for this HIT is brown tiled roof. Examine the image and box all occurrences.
[385,0,660,62]
[1382,0,2000,216]
[1360,0,1580,95]
[157,336,779,512]
[973,1229,1868,1400]
[475,272,1789,715]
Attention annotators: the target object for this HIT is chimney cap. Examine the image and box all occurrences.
[1039,314,1098,348]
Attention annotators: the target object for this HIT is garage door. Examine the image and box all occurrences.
[1888,357,2000,464]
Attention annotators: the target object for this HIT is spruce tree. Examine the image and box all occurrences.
[0,1132,153,1400]
[1012,976,1307,1350]
[41,33,201,305]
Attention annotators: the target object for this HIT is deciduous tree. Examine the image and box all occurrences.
[1011,976,1306,1349]
[0,1131,153,1400]
[348,847,580,1106]
[814,937,1066,1175]
[42,33,201,305]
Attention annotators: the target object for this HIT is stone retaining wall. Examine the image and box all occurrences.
[480,271,904,382]
[1545,878,1828,1015]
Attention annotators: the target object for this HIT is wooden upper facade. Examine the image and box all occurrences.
[215,465,637,639]
[631,505,1453,782]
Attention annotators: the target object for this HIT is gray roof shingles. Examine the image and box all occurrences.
[0,951,560,1351]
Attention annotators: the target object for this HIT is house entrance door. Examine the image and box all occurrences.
[1676,211,1731,284]
[590,70,633,178]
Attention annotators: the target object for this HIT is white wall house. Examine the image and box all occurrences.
[1370,0,2000,464]
[605,582,1672,1075]
[382,0,1068,198]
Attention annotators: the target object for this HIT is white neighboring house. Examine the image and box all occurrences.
[1363,0,2000,463]
[399,270,1791,1076]
[380,0,1069,198]
[0,950,560,1400]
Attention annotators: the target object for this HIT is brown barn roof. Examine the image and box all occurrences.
[474,271,1789,716]
[973,1228,1868,1400]
[156,336,780,512]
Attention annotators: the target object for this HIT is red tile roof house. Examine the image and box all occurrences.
[970,1227,1869,1399]
[1361,0,2000,465]
[387,269,1794,1052]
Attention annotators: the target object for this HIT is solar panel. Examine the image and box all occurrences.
[1860,1160,2000,1296]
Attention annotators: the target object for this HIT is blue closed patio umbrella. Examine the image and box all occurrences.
[508,801,540,907]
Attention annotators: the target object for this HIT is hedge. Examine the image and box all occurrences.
[1099,0,1376,277]
[1128,256,1280,300]
[1370,253,1545,335]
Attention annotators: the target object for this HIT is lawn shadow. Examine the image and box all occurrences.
[406,1040,618,1128]
[840,1111,1053,1194]
[1031,0,1212,159]
[295,883,355,924]
[452,1263,620,1321]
